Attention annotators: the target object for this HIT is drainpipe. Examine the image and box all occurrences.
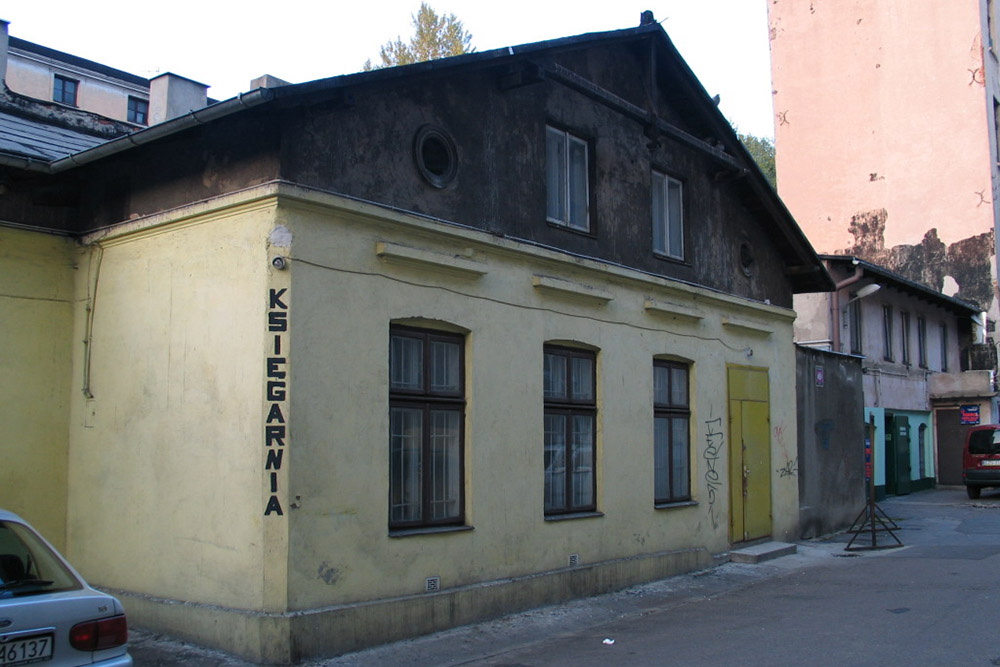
[0,20,8,84]
[831,259,866,352]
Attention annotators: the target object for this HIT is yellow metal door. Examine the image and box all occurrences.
[728,367,772,543]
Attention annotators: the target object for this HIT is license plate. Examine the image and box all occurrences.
[0,635,52,666]
[981,460,1000,467]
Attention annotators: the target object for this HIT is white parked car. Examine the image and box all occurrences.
[0,509,131,666]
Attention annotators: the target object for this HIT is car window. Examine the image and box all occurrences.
[968,429,1000,456]
[0,521,81,597]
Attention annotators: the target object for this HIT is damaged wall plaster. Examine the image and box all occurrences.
[837,208,995,310]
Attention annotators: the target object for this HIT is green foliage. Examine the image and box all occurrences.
[364,3,474,71]
[738,132,776,189]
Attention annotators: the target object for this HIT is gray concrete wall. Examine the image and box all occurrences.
[796,346,866,538]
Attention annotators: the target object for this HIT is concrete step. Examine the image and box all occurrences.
[729,541,797,564]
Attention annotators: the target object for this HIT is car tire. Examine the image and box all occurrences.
[967,486,982,499]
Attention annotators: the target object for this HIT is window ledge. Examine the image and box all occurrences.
[655,500,697,510]
[532,275,613,305]
[644,299,704,323]
[544,511,605,522]
[652,251,688,265]
[389,524,474,538]
[721,317,773,337]
[376,241,487,279]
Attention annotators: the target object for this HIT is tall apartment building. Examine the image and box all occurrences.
[770,1,1000,491]
[769,1,999,330]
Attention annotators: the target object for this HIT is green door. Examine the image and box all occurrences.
[885,414,897,495]
[893,416,912,495]
[728,367,772,543]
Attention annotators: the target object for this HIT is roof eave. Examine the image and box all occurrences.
[821,254,982,315]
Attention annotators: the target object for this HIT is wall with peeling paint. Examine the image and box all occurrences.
[770,0,1000,316]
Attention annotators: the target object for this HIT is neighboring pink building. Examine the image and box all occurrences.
[771,1,1000,493]
[769,0,999,319]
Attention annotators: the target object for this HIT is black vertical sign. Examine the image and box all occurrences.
[265,288,288,516]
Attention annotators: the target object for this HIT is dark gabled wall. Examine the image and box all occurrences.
[278,42,796,307]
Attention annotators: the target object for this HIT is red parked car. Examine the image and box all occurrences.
[963,424,1000,499]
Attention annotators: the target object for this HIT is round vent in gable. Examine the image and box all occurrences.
[414,125,458,188]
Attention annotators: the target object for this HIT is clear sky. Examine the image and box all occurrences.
[3,0,775,138]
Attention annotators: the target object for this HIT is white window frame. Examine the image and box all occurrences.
[546,126,590,232]
[53,74,78,106]
[652,171,684,260]
[127,96,149,125]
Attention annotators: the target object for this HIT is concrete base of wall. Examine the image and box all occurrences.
[113,546,716,663]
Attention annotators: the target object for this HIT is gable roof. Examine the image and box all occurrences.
[822,255,981,317]
[0,19,833,293]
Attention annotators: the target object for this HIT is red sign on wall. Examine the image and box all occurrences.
[864,431,872,482]
[960,405,981,425]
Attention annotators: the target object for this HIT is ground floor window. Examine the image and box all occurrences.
[654,360,690,503]
[389,325,465,529]
[543,345,597,514]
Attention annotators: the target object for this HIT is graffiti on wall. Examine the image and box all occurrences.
[703,409,725,530]
[774,424,798,478]
[264,288,289,516]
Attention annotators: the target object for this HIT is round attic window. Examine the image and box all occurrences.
[414,125,458,188]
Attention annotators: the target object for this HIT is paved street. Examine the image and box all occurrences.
[130,487,1000,666]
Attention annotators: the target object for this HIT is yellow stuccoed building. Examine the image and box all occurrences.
[0,17,832,663]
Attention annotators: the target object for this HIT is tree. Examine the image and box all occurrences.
[738,132,776,189]
[364,3,474,71]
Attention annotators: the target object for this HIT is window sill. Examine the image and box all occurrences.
[652,250,689,266]
[546,219,597,239]
[544,511,604,522]
[655,500,697,510]
[389,524,474,538]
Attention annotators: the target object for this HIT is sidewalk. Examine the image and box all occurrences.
[129,487,1000,666]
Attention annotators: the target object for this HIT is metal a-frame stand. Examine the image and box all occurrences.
[845,415,903,551]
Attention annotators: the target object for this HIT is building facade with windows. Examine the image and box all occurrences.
[0,17,831,662]
[1,20,151,124]
[795,256,988,498]
[0,20,226,128]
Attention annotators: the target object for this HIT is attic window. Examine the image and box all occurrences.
[414,125,458,188]
[53,74,79,106]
